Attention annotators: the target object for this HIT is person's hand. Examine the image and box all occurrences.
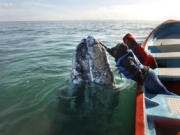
[98,40,108,50]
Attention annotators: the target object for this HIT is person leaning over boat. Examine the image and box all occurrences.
[123,33,158,69]
[99,41,175,95]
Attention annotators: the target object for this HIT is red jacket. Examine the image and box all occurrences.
[134,44,155,67]
[123,33,155,67]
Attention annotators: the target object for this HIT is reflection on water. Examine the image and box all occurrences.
[52,83,120,135]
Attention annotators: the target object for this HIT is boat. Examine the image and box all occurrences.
[135,20,180,135]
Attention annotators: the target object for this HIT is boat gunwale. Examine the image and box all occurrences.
[135,19,180,135]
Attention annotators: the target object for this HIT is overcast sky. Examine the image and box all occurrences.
[0,0,180,21]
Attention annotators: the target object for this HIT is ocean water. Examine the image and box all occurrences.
[0,20,159,135]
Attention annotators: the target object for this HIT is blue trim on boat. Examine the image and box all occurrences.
[143,20,180,135]
[151,22,180,39]
[148,46,161,53]
[146,94,180,120]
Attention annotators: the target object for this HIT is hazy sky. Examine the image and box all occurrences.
[0,0,180,21]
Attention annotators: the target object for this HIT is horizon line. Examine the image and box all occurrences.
[0,19,164,23]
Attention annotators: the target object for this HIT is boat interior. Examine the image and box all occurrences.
[144,21,180,135]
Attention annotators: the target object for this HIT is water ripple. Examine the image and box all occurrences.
[0,20,159,135]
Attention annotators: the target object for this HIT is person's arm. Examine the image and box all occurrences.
[98,41,115,57]
[98,41,108,50]
[137,45,158,69]
[121,57,145,85]
[135,45,148,64]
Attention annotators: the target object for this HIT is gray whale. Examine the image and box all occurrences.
[69,36,114,85]
[51,36,119,135]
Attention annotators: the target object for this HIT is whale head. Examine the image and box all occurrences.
[69,36,114,85]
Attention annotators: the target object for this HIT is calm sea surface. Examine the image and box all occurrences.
[0,20,159,135]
